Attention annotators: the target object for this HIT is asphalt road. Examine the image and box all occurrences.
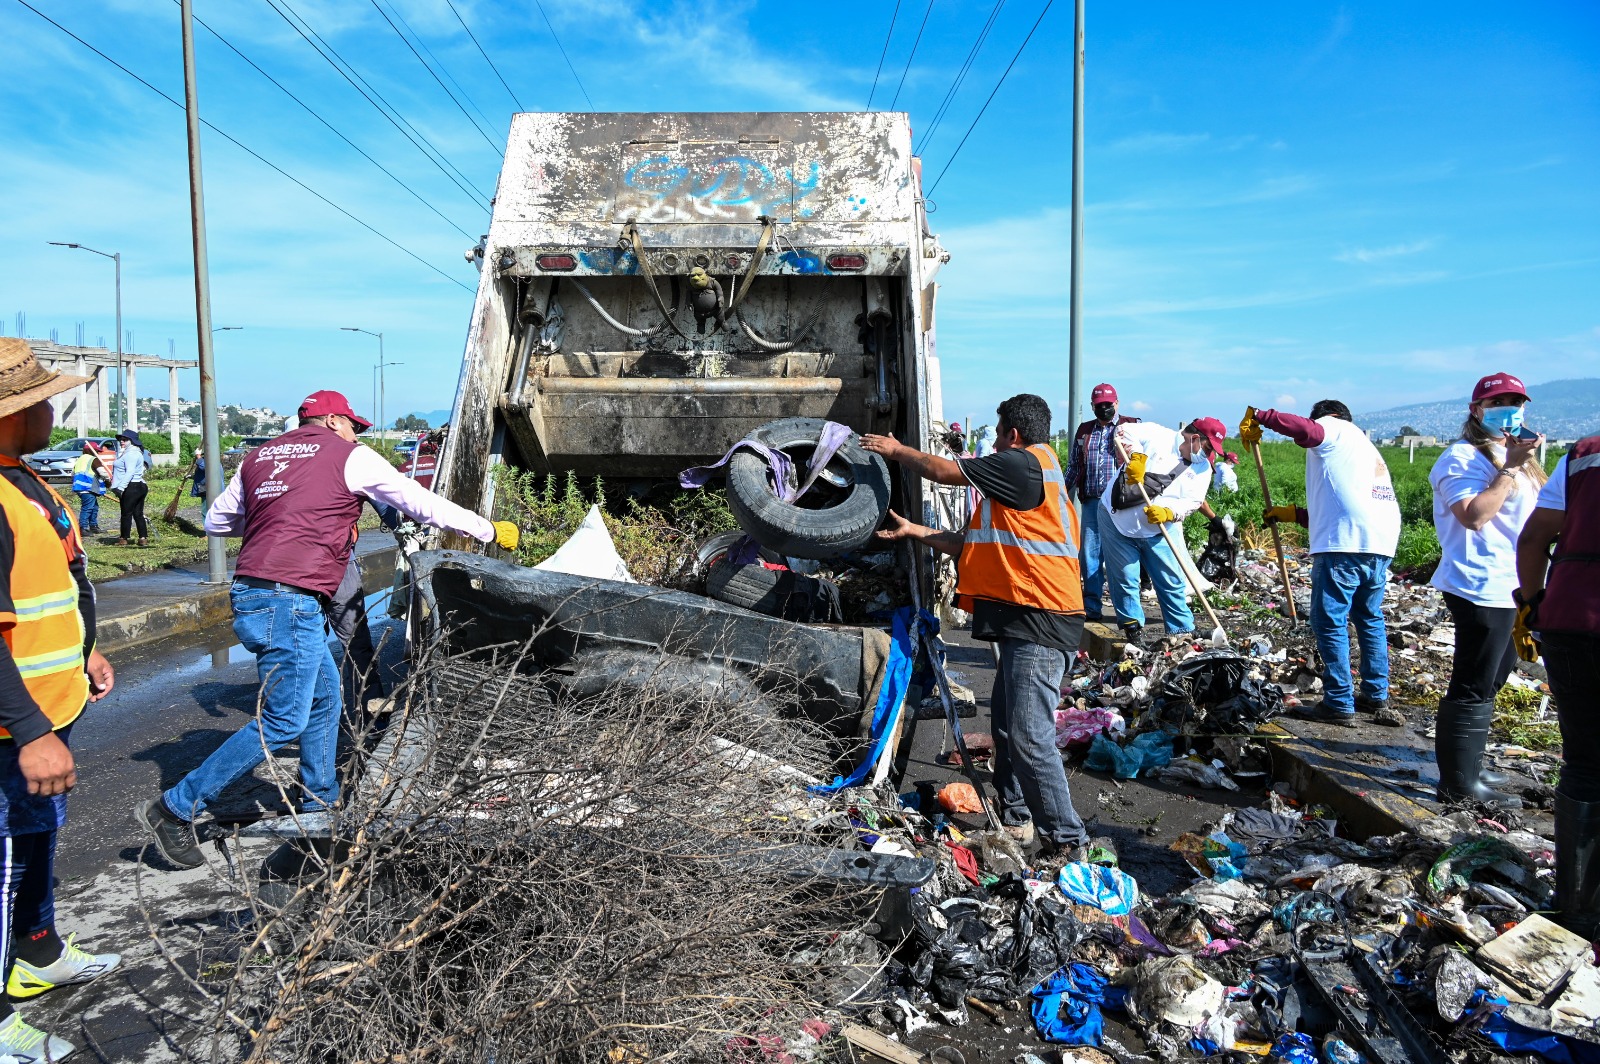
[24,613,1253,1062]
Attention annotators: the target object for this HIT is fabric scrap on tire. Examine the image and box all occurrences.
[678,420,855,503]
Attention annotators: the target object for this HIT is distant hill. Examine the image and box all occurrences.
[405,409,453,429]
[1358,378,1600,442]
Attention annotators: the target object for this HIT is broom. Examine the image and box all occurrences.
[164,457,199,522]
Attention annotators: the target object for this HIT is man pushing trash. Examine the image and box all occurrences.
[862,394,1089,861]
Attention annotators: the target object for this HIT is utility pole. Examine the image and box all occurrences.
[47,242,121,428]
[341,328,398,440]
[1066,0,1086,439]
[182,0,226,584]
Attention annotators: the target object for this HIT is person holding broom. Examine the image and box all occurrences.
[1240,401,1401,726]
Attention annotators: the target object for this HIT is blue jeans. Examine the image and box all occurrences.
[1078,500,1106,617]
[1310,553,1391,713]
[164,584,342,820]
[991,638,1087,846]
[76,492,99,530]
[1096,506,1195,633]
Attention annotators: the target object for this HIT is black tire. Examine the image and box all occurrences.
[725,417,891,560]
[705,559,788,615]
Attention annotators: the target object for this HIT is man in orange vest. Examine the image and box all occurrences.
[864,393,1089,859]
[0,339,121,1061]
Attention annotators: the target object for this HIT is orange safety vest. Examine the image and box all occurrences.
[0,464,88,738]
[955,443,1084,615]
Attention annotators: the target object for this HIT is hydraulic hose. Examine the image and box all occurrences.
[733,302,824,354]
[569,277,682,339]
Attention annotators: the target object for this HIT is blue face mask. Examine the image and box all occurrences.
[1480,406,1525,436]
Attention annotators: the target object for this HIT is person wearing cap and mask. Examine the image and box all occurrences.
[136,390,521,870]
[1064,384,1140,622]
[109,429,151,547]
[1426,372,1546,807]
[1240,400,1401,726]
[0,340,121,1061]
[1098,418,1224,644]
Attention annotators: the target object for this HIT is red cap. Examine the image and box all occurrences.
[1091,383,1118,404]
[1471,372,1529,404]
[298,389,373,432]
[1223,451,1239,463]
[949,421,962,431]
[1186,417,1227,459]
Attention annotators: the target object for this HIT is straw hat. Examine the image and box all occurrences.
[0,338,92,421]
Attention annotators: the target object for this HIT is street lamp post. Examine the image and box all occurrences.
[48,242,122,428]
[340,328,401,440]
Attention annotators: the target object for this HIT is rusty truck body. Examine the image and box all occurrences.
[433,111,950,529]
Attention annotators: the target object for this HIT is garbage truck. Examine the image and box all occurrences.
[433,111,953,552]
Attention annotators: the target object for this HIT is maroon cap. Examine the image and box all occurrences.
[1471,372,1529,404]
[1186,417,1227,459]
[1091,383,1118,404]
[298,389,373,431]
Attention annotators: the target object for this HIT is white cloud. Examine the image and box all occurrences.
[1336,239,1436,264]
[1274,394,1297,407]
[1108,132,1211,154]
[1130,400,1152,412]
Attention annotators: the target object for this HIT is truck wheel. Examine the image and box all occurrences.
[726,418,891,560]
[705,559,787,615]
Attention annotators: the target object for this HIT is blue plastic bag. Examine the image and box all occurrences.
[1085,730,1175,779]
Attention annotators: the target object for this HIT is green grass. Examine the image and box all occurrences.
[1055,437,1559,575]
[1494,684,1561,751]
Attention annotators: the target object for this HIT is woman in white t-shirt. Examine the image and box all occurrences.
[1428,371,1547,806]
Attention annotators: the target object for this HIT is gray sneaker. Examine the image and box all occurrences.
[1002,821,1035,846]
[135,799,203,870]
[0,1012,75,1061]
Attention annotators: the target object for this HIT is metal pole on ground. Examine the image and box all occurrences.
[1066,0,1085,435]
[181,0,227,584]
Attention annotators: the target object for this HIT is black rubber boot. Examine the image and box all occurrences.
[1434,699,1522,807]
[1555,790,1600,940]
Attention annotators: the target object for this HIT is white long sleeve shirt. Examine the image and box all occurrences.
[205,444,494,542]
[1099,422,1211,539]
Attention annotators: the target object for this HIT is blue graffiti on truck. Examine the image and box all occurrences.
[624,156,824,216]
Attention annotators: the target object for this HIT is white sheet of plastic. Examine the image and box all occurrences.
[534,504,634,583]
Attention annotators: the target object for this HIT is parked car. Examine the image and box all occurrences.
[223,436,273,459]
[24,437,115,481]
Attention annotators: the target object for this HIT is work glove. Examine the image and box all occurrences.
[1125,452,1149,484]
[492,521,521,551]
[1512,588,1542,663]
[1143,504,1176,525]
[1264,504,1298,525]
[1239,406,1262,446]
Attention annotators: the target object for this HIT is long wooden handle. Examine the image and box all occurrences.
[1117,440,1227,637]
[163,457,199,522]
[1248,439,1298,622]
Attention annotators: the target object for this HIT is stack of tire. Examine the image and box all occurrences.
[705,418,892,621]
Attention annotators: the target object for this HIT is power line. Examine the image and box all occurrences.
[14,0,474,294]
[927,0,1053,195]
[379,0,500,135]
[265,0,489,207]
[179,1,476,240]
[368,0,502,154]
[533,0,593,110]
[889,0,937,111]
[865,0,903,109]
[443,0,524,112]
[918,0,1007,153]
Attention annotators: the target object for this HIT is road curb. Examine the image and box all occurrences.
[1258,721,1437,840]
[1077,621,1436,841]
[97,547,397,655]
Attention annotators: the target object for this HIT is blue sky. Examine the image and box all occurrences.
[2,1,1596,434]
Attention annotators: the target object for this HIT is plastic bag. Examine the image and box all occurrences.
[1085,731,1175,779]
[1126,956,1225,1027]
[1148,649,1285,733]
[1157,759,1241,792]
[1057,863,1140,915]
[937,782,983,814]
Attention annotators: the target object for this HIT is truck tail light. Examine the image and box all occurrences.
[826,253,867,271]
[535,254,577,271]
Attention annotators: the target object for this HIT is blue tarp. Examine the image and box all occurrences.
[809,606,914,794]
[1031,963,1128,1046]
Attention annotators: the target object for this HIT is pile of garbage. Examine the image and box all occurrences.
[829,773,1597,1064]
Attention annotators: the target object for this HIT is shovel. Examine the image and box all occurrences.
[1116,440,1229,648]
[1246,438,1298,623]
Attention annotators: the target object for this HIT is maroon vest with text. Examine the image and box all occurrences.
[1542,435,1600,636]
[235,423,362,597]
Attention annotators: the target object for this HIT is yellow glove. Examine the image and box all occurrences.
[1512,590,1541,663]
[492,520,521,551]
[1143,504,1176,524]
[1125,452,1149,484]
[1264,505,1299,524]
[1239,406,1262,446]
